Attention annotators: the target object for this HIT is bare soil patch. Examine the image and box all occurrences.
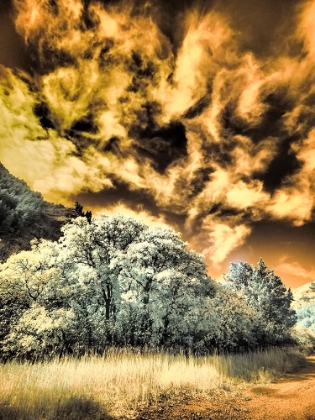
[135,356,315,420]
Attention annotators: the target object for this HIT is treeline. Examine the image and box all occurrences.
[0,214,296,361]
[0,164,43,233]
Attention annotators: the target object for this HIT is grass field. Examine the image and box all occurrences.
[0,347,306,420]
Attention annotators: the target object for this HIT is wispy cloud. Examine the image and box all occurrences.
[276,260,315,282]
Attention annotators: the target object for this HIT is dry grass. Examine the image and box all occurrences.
[0,347,306,419]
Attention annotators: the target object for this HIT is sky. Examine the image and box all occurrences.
[0,0,315,289]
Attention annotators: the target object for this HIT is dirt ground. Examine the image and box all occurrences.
[135,356,315,420]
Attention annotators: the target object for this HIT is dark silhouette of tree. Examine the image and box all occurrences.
[74,201,84,216]
[85,210,92,224]
[74,202,92,223]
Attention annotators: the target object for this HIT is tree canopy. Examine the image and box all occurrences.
[223,258,296,345]
[0,215,297,360]
[0,214,217,359]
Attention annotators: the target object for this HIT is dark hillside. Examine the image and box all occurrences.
[0,163,76,261]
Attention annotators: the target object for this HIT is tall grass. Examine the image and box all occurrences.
[0,347,305,420]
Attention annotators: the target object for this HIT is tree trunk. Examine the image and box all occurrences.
[102,284,112,320]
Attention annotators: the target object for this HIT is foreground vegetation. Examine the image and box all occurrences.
[0,347,306,420]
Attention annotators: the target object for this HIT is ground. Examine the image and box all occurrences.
[134,356,315,420]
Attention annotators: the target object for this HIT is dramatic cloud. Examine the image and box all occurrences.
[1,0,315,276]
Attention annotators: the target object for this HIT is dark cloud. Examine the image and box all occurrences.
[256,135,303,194]
[133,121,188,173]
[221,89,294,145]
[72,180,162,217]
[184,95,212,119]
[0,0,31,70]
[177,167,214,199]
[33,102,56,131]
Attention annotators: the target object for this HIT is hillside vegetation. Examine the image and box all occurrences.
[0,163,43,234]
[293,282,315,309]
[0,163,76,262]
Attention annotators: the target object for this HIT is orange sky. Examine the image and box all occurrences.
[0,0,315,289]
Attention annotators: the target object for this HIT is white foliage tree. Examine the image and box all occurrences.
[0,214,217,358]
[223,258,296,346]
[2,214,290,359]
[201,287,258,352]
